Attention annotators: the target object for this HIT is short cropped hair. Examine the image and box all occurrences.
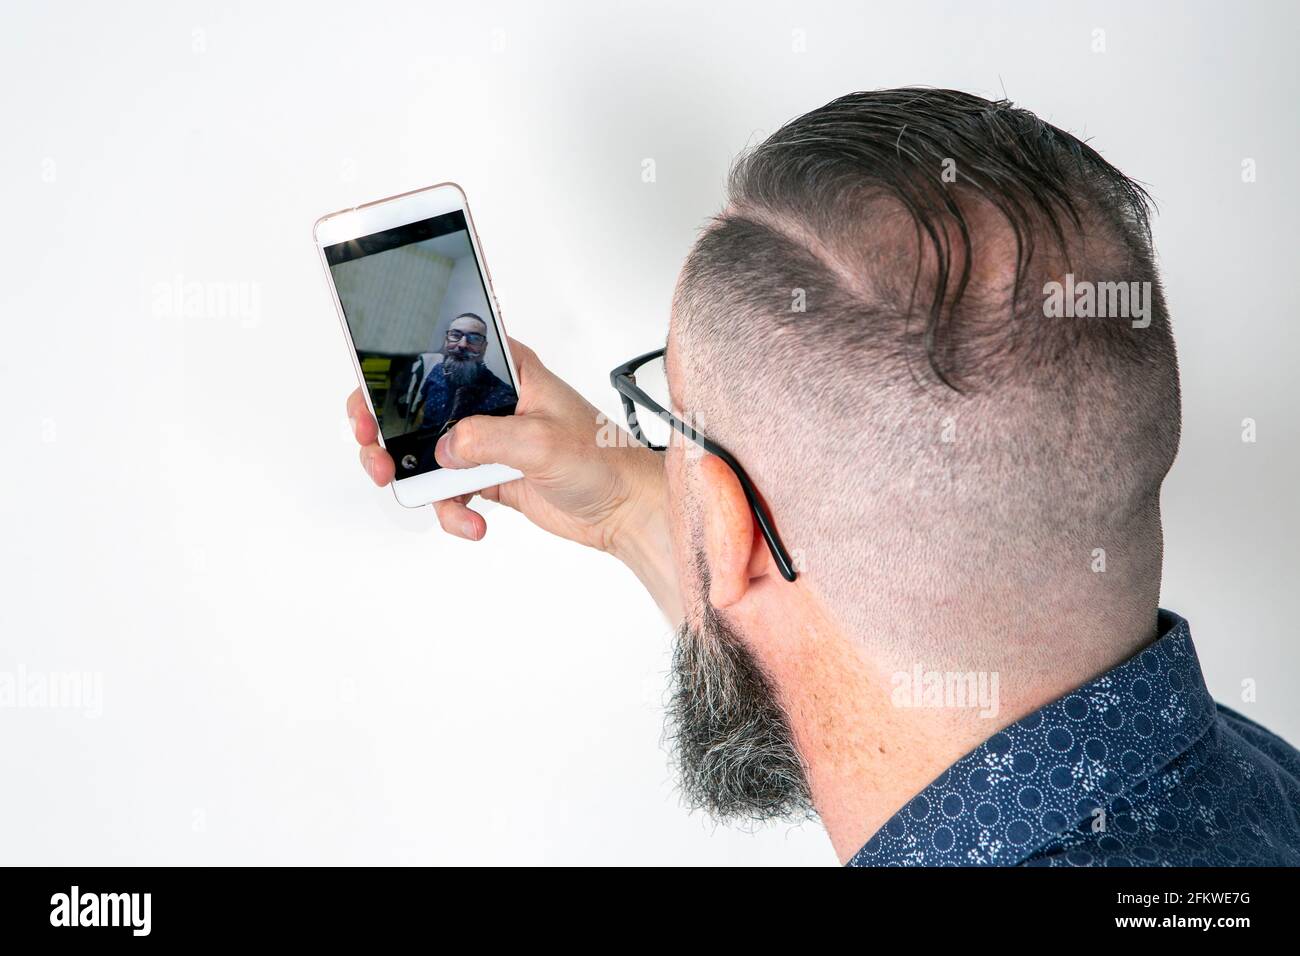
[672,89,1181,647]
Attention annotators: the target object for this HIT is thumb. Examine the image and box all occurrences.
[435,413,554,475]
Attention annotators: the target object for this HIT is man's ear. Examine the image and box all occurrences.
[698,453,772,609]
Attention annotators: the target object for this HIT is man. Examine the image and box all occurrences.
[346,89,1300,865]
[410,313,516,439]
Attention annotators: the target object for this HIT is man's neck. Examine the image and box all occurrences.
[745,578,1162,863]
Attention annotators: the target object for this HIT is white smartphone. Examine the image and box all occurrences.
[314,183,524,507]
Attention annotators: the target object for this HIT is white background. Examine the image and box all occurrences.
[2,0,1296,865]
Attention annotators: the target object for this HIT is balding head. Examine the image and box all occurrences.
[669,89,1180,664]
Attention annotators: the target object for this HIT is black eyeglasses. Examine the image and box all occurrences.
[446,329,487,346]
[609,347,798,582]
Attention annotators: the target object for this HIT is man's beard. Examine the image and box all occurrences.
[665,554,813,824]
[443,352,483,388]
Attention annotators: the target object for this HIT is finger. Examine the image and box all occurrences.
[479,477,523,512]
[433,494,486,540]
[346,388,379,445]
[435,413,554,474]
[358,443,395,486]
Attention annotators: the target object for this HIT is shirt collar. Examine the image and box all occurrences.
[848,610,1216,866]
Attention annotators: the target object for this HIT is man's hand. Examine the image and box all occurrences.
[346,338,682,623]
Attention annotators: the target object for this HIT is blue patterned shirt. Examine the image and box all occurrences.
[849,610,1300,866]
[418,360,516,435]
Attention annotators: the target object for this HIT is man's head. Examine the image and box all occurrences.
[443,313,489,386]
[662,89,1181,823]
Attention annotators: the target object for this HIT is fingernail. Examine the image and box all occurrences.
[459,517,477,539]
[363,456,374,478]
[349,415,357,435]
[435,434,454,467]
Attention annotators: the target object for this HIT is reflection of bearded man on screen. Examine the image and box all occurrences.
[411,313,515,438]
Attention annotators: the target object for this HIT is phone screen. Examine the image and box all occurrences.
[323,210,517,478]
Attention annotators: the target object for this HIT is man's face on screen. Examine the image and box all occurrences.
[443,316,489,387]
[445,316,488,361]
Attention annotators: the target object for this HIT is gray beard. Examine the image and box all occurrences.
[665,554,813,824]
[443,354,483,388]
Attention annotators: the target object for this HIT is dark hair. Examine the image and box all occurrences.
[672,90,1181,646]
[687,88,1170,392]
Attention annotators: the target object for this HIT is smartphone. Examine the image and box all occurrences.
[314,183,523,507]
